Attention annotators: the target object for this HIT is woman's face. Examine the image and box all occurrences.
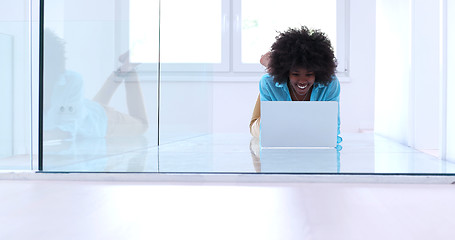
[288,67,315,96]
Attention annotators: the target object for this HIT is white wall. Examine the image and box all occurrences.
[339,0,376,133]
[0,33,13,157]
[375,0,412,144]
[446,0,455,161]
[375,0,443,150]
[212,76,261,134]
[0,0,32,157]
[411,0,441,150]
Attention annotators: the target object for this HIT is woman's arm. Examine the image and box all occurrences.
[260,52,271,70]
[325,76,341,101]
[326,77,342,142]
[249,94,261,138]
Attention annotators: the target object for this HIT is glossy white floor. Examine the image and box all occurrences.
[1,132,455,239]
[37,132,455,174]
[1,179,455,240]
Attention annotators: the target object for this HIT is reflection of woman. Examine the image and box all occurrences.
[249,137,261,172]
[43,30,148,140]
[249,26,341,143]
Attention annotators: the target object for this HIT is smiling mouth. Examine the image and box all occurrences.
[297,84,308,89]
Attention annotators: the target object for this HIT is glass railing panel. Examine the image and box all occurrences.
[41,0,159,172]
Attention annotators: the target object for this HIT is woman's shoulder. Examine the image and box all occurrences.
[328,75,340,89]
[260,74,274,83]
[330,75,340,84]
[317,75,339,89]
[260,74,283,89]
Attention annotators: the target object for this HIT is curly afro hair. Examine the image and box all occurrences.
[268,26,337,85]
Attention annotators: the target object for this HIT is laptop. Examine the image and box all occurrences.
[260,101,338,148]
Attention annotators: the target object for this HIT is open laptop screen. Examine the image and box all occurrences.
[260,101,338,148]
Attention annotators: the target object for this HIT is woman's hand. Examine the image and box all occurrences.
[118,51,140,72]
[260,51,271,70]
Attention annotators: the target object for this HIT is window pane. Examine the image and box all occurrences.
[42,0,159,172]
[159,1,216,143]
[129,0,160,63]
[160,0,222,63]
[241,0,337,64]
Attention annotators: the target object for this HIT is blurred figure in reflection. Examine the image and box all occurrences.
[43,29,148,141]
[249,137,261,172]
[249,26,341,144]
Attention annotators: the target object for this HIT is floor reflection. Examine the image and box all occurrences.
[250,141,340,173]
[43,135,157,172]
[38,133,455,174]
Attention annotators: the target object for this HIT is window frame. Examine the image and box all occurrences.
[232,0,350,75]
[124,0,350,76]
[160,0,230,72]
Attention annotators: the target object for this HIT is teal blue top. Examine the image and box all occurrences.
[44,71,108,139]
[259,74,342,144]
